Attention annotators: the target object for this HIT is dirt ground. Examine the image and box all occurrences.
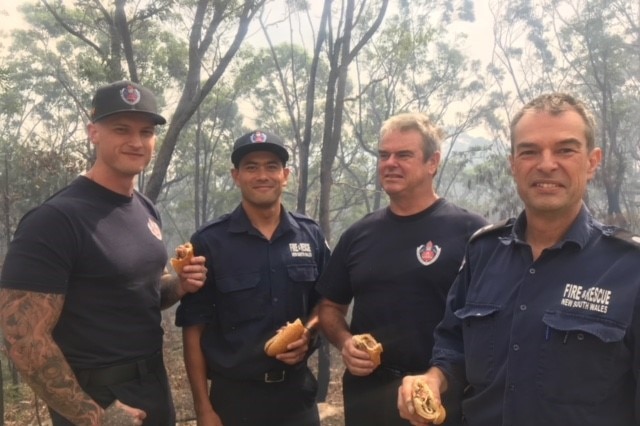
[1,309,346,425]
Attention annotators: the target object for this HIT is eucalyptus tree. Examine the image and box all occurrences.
[488,0,640,230]
[161,83,244,244]
[0,40,85,256]
[146,0,270,203]
[316,0,389,241]
[8,0,270,206]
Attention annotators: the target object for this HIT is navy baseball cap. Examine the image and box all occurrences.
[231,131,289,167]
[90,80,166,124]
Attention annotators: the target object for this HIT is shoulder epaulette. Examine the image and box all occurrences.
[289,211,318,224]
[198,213,232,231]
[609,228,640,249]
[469,218,512,242]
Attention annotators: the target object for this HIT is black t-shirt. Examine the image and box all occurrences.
[317,198,487,371]
[1,176,168,368]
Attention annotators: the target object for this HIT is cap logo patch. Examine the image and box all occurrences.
[120,85,141,106]
[250,131,267,143]
[417,241,441,266]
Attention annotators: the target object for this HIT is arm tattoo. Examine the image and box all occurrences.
[0,289,103,425]
[160,273,181,310]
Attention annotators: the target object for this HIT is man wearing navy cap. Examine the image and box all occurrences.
[0,80,207,425]
[176,130,331,425]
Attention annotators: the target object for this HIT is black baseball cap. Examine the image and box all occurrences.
[231,131,289,167]
[90,80,166,124]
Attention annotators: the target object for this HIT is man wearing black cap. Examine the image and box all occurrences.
[176,130,331,426]
[0,80,207,425]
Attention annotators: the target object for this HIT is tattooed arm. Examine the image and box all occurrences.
[160,255,207,309]
[0,288,145,426]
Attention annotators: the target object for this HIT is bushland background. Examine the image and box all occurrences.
[1,0,638,424]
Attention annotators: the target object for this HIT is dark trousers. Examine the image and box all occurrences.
[210,367,320,426]
[343,368,463,426]
[316,335,331,402]
[48,354,175,426]
[343,369,410,426]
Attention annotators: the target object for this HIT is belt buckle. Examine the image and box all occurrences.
[264,370,285,383]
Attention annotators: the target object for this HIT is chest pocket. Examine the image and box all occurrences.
[216,273,269,331]
[537,310,630,404]
[287,264,319,313]
[287,264,318,283]
[454,304,501,386]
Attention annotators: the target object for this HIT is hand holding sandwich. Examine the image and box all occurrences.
[170,242,207,296]
[397,367,448,425]
[264,317,316,365]
[340,333,383,376]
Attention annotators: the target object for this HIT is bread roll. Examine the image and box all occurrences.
[264,318,306,357]
[352,333,383,367]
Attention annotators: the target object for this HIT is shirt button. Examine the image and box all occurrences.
[529,268,535,274]
[512,344,520,351]
[272,297,278,303]
[577,333,584,341]
[509,384,515,391]
[519,304,527,311]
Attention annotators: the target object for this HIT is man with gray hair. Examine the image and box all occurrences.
[318,112,487,425]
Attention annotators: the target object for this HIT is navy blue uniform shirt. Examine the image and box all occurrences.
[432,205,640,426]
[175,204,330,380]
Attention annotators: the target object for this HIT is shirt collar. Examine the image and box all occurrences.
[227,204,298,237]
[505,204,594,249]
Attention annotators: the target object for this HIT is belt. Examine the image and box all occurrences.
[73,352,164,387]
[263,370,287,383]
[213,366,306,384]
[255,367,307,384]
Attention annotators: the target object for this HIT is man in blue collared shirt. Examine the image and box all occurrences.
[176,131,330,426]
[398,93,640,425]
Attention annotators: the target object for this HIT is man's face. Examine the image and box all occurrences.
[509,109,601,219]
[88,113,157,177]
[231,150,289,209]
[378,129,439,198]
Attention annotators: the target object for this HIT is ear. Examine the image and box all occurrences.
[282,167,290,186]
[586,147,602,180]
[231,168,239,185]
[508,154,515,176]
[87,123,98,146]
[428,151,441,174]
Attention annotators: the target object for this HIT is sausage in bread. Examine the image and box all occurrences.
[170,242,194,274]
[264,318,306,357]
[352,333,383,367]
[412,379,447,424]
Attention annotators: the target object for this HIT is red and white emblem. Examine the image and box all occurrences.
[120,85,141,105]
[147,217,163,241]
[250,131,267,143]
[416,241,441,266]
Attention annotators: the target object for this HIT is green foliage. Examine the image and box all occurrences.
[489,0,639,228]
[1,0,638,245]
